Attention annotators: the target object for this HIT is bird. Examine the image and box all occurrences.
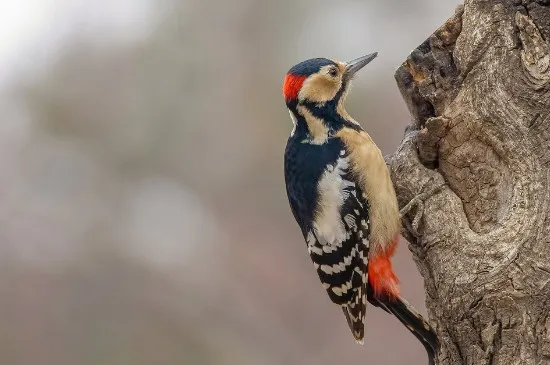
[282,53,438,362]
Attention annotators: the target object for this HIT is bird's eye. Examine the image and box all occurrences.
[328,68,338,77]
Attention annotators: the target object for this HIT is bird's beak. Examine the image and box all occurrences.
[344,52,378,78]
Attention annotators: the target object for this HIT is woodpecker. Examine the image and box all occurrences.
[282,54,438,362]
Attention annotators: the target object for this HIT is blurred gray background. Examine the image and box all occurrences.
[0,1,459,364]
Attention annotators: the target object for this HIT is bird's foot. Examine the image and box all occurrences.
[400,184,444,236]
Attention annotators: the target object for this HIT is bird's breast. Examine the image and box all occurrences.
[335,128,401,254]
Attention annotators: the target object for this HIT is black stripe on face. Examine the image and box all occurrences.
[299,83,360,131]
[333,79,349,101]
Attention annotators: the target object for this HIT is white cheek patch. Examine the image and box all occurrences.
[313,156,350,244]
[288,109,298,136]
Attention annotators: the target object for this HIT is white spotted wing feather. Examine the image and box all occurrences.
[307,149,370,342]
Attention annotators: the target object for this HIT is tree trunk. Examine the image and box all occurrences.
[390,1,550,364]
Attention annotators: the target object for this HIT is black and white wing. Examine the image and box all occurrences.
[306,149,370,342]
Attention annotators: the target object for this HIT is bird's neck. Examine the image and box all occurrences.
[288,101,359,144]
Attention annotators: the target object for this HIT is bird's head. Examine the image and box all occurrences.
[282,53,377,107]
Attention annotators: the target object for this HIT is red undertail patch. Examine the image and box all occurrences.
[368,236,400,300]
[283,73,307,100]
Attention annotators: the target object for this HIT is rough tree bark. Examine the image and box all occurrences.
[389,1,550,364]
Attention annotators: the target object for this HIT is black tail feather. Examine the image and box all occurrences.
[341,284,366,344]
[368,287,438,365]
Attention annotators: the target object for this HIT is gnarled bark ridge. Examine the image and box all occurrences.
[390,1,550,364]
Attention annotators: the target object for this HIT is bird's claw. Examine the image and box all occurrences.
[400,184,444,236]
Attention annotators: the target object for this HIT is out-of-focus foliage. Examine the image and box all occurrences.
[0,1,459,364]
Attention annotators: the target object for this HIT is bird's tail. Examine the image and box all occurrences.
[341,284,366,344]
[369,290,438,365]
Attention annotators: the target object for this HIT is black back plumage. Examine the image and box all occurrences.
[284,133,343,235]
